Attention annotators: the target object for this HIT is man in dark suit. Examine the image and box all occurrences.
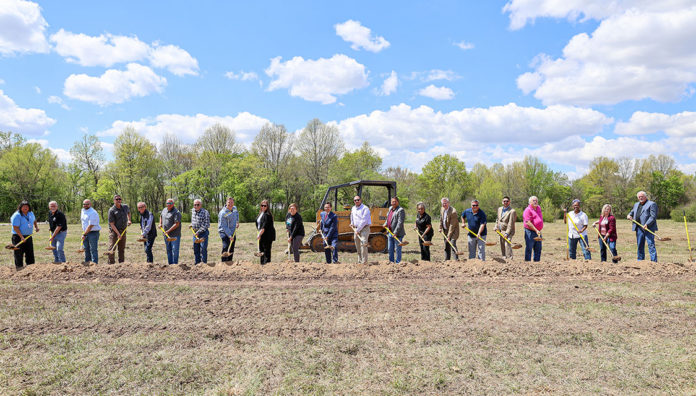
[627,191,658,261]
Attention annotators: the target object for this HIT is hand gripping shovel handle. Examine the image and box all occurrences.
[464,226,497,246]
[6,233,34,250]
[189,226,204,243]
[416,228,433,246]
[318,228,334,250]
[159,226,176,242]
[384,227,408,246]
[629,219,670,241]
[494,229,521,249]
[592,224,621,262]
[439,230,459,256]
[566,213,595,252]
[105,226,128,255]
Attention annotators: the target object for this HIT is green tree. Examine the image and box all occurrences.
[417,154,469,212]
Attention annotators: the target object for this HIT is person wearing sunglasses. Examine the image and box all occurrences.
[462,199,488,261]
[350,196,371,264]
[159,199,181,264]
[256,199,275,264]
[107,194,131,264]
[80,199,101,264]
[190,199,210,265]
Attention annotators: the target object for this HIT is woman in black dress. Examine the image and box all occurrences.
[256,199,275,264]
[285,203,305,262]
[414,202,433,261]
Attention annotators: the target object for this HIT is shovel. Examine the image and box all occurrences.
[5,233,34,250]
[629,219,671,241]
[351,226,370,248]
[221,228,237,258]
[318,228,335,250]
[494,229,522,249]
[415,228,433,246]
[384,227,409,246]
[104,226,128,257]
[439,230,459,256]
[566,213,596,253]
[592,225,621,263]
[254,239,264,257]
[45,235,56,250]
[159,226,177,242]
[464,226,497,246]
[188,226,204,244]
[684,210,694,262]
[77,234,86,253]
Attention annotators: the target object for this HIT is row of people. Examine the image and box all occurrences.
[8,191,660,268]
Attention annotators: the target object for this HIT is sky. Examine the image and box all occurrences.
[1,0,696,179]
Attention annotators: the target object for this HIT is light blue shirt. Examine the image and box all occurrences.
[81,207,101,232]
[218,206,239,237]
[10,211,35,235]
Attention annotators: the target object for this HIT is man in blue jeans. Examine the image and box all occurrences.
[160,199,181,264]
[137,202,157,263]
[80,199,101,264]
[383,197,405,263]
[627,191,658,261]
[564,199,592,260]
[190,199,210,265]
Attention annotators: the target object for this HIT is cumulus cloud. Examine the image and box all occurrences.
[224,70,260,85]
[454,41,474,50]
[418,85,454,100]
[265,54,369,104]
[615,110,696,137]
[515,6,696,105]
[0,89,55,135]
[334,20,390,52]
[50,29,199,75]
[27,138,73,162]
[63,63,167,106]
[0,0,49,55]
[47,95,70,110]
[98,112,271,145]
[378,71,398,96]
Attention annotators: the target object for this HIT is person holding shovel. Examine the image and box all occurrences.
[593,204,618,262]
[414,202,433,261]
[218,197,239,263]
[350,196,371,264]
[47,201,67,263]
[523,196,543,262]
[190,199,210,265]
[137,202,157,263]
[10,201,39,269]
[627,191,658,262]
[563,199,592,260]
[462,199,488,261]
[439,197,459,261]
[256,199,275,264]
[319,202,339,264]
[160,199,181,265]
[383,196,406,263]
[286,203,305,262]
[80,199,101,264]
[107,194,131,264]
[495,196,516,259]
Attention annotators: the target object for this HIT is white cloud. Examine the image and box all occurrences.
[63,63,167,106]
[26,138,73,163]
[378,71,398,96]
[334,20,390,53]
[418,85,455,100]
[33,86,40,94]
[0,78,4,84]
[100,141,114,154]
[148,44,199,76]
[224,70,260,84]
[503,0,694,30]
[516,6,696,105]
[47,95,70,110]
[98,112,271,145]
[615,111,696,137]
[408,69,460,82]
[0,89,55,135]
[0,0,49,55]
[454,41,474,50]
[50,29,198,75]
[265,54,369,104]
[50,29,150,67]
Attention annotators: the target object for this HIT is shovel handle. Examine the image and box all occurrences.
[566,213,591,250]
[384,226,404,245]
[494,229,513,245]
[439,230,459,255]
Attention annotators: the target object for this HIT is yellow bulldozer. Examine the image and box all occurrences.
[302,180,396,253]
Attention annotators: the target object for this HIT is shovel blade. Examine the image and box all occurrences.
[423,242,433,246]
[221,252,230,258]
[485,242,497,246]
[533,237,543,241]
[399,241,409,246]
[612,256,622,263]
[254,252,264,257]
[166,238,176,242]
[45,246,56,250]
[658,237,672,241]
[4,244,15,250]
[512,244,523,249]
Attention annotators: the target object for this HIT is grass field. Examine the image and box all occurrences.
[1,219,695,394]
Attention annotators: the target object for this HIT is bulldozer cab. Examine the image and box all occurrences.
[305,180,396,253]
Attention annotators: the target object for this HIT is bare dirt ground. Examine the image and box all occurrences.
[1,220,695,394]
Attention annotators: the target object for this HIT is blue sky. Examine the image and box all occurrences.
[1,0,695,178]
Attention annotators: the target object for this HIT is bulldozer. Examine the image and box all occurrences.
[302,180,396,253]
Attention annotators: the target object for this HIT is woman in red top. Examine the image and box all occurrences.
[592,204,618,262]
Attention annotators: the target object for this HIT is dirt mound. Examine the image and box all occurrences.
[3,258,695,282]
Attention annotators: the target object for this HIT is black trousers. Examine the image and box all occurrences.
[259,239,272,264]
[419,232,432,261]
[221,235,236,262]
[444,238,458,261]
[12,234,35,268]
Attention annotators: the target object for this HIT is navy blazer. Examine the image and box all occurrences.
[320,211,338,239]
[628,200,658,231]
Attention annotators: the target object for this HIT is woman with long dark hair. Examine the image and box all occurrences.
[10,200,39,269]
[256,199,276,264]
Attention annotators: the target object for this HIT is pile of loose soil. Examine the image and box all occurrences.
[2,258,695,282]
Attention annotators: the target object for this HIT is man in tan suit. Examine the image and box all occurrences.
[439,197,459,260]
[495,196,517,259]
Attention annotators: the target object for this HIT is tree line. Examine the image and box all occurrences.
[1,125,695,224]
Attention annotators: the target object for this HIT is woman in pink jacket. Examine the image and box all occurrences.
[523,196,543,261]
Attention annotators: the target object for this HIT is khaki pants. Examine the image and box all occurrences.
[108,229,127,264]
[354,227,370,264]
[499,235,513,259]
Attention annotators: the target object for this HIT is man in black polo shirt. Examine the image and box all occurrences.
[48,201,68,263]
[107,194,131,264]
